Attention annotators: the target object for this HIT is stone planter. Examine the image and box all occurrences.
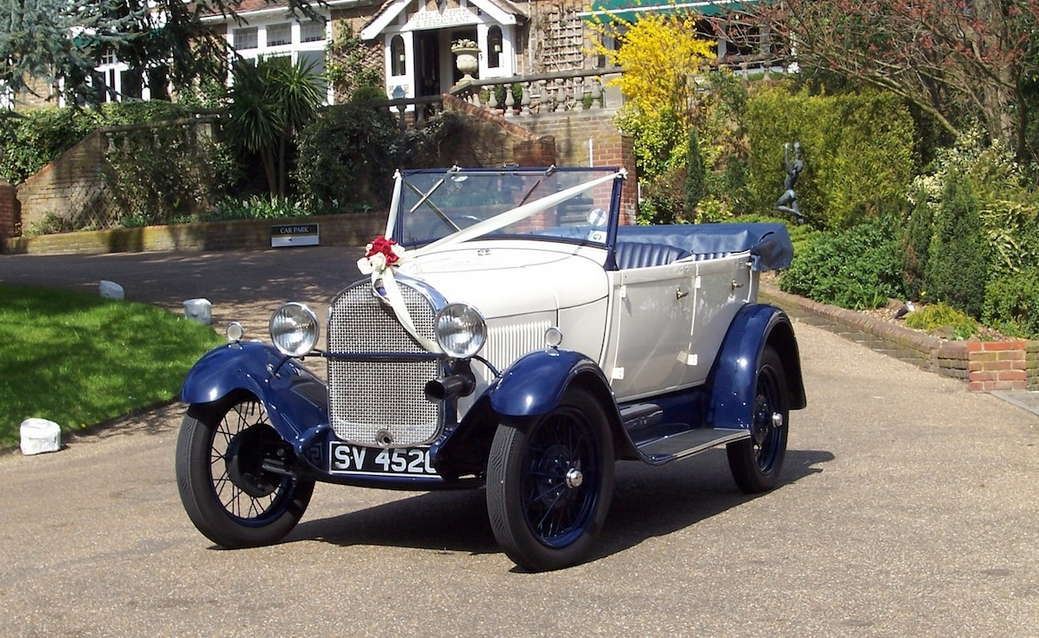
[452,45,480,84]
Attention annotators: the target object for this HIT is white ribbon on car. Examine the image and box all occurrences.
[357,244,442,353]
[357,169,626,353]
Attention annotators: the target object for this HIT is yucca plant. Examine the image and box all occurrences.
[228,56,322,197]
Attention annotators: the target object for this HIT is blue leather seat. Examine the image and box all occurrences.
[614,242,690,269]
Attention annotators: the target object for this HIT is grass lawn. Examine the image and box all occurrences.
[0,284,223,447]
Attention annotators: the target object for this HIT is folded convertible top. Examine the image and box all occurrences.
[616,223,794,271]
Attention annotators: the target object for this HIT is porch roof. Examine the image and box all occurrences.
[581,0,760,22]
[360,0,525,40]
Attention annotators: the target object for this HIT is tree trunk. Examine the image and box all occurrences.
[277,135,288,198]
[261,149,277,199]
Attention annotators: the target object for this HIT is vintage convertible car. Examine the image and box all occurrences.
[176,166,805,571]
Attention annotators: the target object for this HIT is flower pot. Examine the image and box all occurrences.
[452,46,480,83]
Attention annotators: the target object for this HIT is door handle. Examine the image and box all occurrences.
[675,288,689,301]
[730,279,744,292]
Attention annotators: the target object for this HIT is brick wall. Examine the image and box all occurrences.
[0,182,19,240]
[441,94,558,166]
[520,111,639,224]
[1028,343,1039,391]
[16,130,109,233]
[963,341,1031,392]
[2,212,385,256]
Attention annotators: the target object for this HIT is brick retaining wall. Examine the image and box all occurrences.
[2,212,384,256]
[763,285,1038,392]
[0,182,18,240]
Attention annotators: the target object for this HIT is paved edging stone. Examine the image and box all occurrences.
[761,284,1038,392]
[1,212,384,255]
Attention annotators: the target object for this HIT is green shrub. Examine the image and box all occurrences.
[903,186,933,299]
[684,128,706,215]
[105,123,238,227]
[745,87,915,228]
[904,303,978,340]
[0,102,196,184]
[982,268,1039,338]
[779,217,906,309]
[205,195,315,222]
[924,173,988,317]
[615,105,686,180]
[294,102,403,211]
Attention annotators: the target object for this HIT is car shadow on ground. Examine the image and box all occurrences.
[285,448,834,565]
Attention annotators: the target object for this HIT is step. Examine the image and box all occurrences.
[637,428,750,465]
[619,402,663,434]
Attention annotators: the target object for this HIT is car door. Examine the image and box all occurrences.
[685,254,753,386]
[604,261,696,401]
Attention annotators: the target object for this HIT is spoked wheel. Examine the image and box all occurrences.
[726,346,790,493]
[176,395,314,548]
[487,387,614,571]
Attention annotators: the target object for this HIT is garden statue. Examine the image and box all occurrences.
[775,141,805,224]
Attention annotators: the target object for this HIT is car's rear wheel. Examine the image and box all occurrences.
[486,386,614,571]
[176,395,314,547]
[726,346,789,493]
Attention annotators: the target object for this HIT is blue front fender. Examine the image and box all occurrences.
[181,341,329,448]
[488,348,613,419]
[708,303,806,430]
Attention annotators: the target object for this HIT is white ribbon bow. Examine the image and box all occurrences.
[357,242,441,353]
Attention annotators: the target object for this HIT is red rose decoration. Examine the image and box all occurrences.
[365,235,400,266]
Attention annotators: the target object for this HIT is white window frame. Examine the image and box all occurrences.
[227,13,334,105]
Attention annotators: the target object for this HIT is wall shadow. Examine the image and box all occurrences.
[285,448,834,565]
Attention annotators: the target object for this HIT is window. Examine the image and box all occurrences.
[298,50,327,94]
[266,23,291,47]
[120,68,143,100]
[147,67,169,101]
[487,26,502,69]
[390,35,406,77]
[233,26,258,50]
[300,20,325,43]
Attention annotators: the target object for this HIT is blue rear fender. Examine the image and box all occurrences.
[707,304,807,430]
[181,341,329,448]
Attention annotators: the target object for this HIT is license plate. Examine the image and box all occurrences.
[328,442,439,478]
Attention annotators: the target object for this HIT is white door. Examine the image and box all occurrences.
[605,262,697,400]
[686,254,753,386]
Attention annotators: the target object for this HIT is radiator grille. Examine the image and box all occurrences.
[327,281,441,446]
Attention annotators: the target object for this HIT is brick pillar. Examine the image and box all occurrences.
[619,135,638,225]
[0,181,20,242]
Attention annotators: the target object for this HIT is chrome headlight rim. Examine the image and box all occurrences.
[269,302,320,358]
[434,303,487,359]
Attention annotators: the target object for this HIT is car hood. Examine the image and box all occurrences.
[398,244,608,318]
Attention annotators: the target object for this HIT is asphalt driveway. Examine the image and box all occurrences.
[0,248,1036,636]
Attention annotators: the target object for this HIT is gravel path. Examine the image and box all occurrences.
[0,248,1036,636]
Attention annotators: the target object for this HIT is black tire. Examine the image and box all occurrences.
[726,346,790,493]
[486,386,614,571]
[176,396,314,548]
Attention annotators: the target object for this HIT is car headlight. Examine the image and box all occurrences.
[269,302,319,357]
[434,303,487,358]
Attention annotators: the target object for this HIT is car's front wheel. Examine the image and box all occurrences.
[486,386,614,571]
[176,395,314,548]
[726,345,790,493]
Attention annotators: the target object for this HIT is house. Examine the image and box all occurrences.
[205,0,771,104]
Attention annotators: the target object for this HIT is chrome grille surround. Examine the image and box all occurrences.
[327,278,443,447]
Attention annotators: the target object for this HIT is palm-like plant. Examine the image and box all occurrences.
[227,56,323,197]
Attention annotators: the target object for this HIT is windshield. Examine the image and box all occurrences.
[392,168,621,248]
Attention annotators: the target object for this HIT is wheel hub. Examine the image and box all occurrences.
[226,424,280,498]
[564,467,584,489]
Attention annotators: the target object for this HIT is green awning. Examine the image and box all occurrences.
[584,0,760,23]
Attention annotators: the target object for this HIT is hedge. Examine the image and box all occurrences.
[0,102,199,185]
[746,87,915,229]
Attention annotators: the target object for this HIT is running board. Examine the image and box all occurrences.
[636,428,750,465]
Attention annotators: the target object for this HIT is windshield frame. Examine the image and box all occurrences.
[387,167,624,256]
